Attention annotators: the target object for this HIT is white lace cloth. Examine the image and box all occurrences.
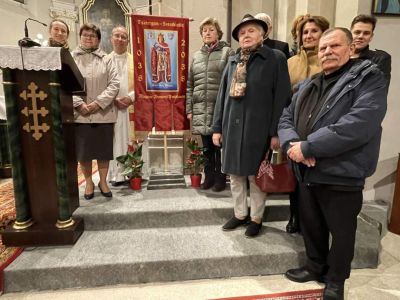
[0,46,62,70]
[0,96,5,120]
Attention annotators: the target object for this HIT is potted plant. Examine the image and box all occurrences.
[184,137,207,188]
[116,140,144,190]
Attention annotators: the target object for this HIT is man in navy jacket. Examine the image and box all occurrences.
[278,28,387,300]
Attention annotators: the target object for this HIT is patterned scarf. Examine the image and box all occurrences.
[229,43,261,98]
[205,41,219,53]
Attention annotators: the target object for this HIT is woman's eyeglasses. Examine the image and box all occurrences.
[81,33,98,39]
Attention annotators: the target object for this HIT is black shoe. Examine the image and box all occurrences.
[323,282,344,300]
[84,192,94,200]
[201,174,215,190]
[98,184,112,198]
[84,183,94,200]
[212,173,226,192]
[222,216,248,231]
[212,182,226,192]
[285,266,324,283]
[245,221,262,237]
[286,216,300,233]
[111,181,125,187]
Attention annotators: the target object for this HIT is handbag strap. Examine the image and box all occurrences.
[257,151,274,179]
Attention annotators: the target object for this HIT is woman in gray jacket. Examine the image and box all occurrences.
[186,17,233,192]
[72,24,119,200]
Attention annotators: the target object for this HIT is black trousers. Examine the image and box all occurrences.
[298,182,363,282]
[201,135,222,174]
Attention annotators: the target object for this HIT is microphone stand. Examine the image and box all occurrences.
[18,18,47,69]
[18,18,47,48]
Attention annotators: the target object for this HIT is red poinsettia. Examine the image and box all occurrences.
[184,138,207,175]
[116,140,144,178]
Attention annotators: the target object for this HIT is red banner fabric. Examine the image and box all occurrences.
[131,15,189,131]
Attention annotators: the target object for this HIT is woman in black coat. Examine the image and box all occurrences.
[212,14,291,237]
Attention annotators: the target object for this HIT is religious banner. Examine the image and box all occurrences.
[131,15,189,131]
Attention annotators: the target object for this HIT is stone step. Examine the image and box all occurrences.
[4,219,380,293]
[73,187,290,230]
[147,178,186,185]
[149,174,185,180]
[146,174,187,190]
[147,182,187,190]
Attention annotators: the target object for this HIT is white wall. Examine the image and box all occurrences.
[358,1,400,203]
[0,0,53,47]
[334,0,400,202]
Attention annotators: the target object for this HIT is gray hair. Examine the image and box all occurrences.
[252,23,265,37]
[255,13,272,37]
[321,27,353,45]
[199,17,224,40]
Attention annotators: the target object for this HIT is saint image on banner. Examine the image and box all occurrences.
[152,33,171,83]
[132,15,189,131]
[145,30,178,91]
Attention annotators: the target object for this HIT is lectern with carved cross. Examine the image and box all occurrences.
[0,46,85,246]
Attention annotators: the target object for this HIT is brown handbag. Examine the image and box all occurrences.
[255,150,296,193]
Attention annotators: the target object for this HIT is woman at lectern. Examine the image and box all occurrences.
[48,19,70,49]
[72,23,120,200]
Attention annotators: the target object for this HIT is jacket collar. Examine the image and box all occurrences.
[74,46,106,58]
[358,45,371,58]
[303,59,373,87]
[201,40,229,52]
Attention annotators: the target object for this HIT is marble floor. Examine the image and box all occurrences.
[2,231,400,300]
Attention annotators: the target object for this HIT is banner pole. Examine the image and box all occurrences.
[164,131,168,173]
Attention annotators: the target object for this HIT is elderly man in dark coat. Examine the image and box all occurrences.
[278,28,387,300]
[212,14,291,237]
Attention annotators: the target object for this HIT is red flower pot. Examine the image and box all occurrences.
[130,177,142,190]
[190,174,202,188]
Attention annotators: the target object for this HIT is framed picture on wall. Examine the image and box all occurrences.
[372,0,400,15]
[79,0,132,53]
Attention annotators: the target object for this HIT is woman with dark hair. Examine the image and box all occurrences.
[48,19,70,49]
[72,23,119,200]
[287,16,330,86]
[286,16,329,233]
[186,17,233,192]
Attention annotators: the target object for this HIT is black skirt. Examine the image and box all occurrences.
[75,123,113,161]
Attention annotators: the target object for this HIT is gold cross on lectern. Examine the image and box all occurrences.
[20,82,50,141]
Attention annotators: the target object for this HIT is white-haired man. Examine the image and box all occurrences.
[255,12,290,58]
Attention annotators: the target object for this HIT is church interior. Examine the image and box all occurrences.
[0,0,400,299]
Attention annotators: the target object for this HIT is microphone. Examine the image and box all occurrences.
[18,18,47,48]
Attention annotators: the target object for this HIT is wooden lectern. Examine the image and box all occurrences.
[0,46,84,246]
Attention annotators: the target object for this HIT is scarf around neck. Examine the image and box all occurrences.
[229,43,261,98]
[48,38,69,50]
[205,41,219,53]
[79,45,98,53]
